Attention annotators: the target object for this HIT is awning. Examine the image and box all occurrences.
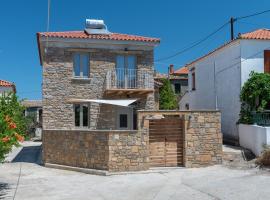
[67,99,137,107]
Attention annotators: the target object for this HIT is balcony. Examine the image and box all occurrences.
[106,69,154,95]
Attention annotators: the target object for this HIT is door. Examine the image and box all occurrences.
[149,117,183,167]
[264,50,270,73]
[116,55,136,88]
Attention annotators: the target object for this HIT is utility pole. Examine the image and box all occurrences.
[230,17,236,40]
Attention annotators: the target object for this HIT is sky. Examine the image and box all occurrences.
[1,0,270,100]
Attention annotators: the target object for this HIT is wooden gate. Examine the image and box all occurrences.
[149,117,183,167]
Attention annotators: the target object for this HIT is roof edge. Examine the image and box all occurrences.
[185,38,240,67]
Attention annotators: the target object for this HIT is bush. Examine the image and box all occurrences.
[239,72,270,124]
[0,93,26,162]
[159,78,178,110]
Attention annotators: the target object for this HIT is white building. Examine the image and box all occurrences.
[180,29,270,141]
[0,80,16,96]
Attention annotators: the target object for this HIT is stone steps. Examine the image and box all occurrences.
[222,145,256,168]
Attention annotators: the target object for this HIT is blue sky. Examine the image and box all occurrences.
[1,0,270,100]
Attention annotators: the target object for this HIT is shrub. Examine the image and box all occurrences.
[159,78,178,110]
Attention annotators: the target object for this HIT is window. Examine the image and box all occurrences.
[116,55,136,88]
[264,50,270,73]
[192,72,196,90]
[73,53,89,78]
[174,83,181,94]
[119,114,128,128]
[74,104,89,127]
[117,107,133,130]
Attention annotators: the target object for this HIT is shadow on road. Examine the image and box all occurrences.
[12,145,42,165]
[0,182,10,199]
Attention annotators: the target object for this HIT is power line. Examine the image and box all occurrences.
[155,21,229,62]
[155,9,270,63]
[236,9,270,20]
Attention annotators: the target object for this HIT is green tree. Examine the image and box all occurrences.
[239,72,270,124]
[159,78,178,110]
[0,93,28,162]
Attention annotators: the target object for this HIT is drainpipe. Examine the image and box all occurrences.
[214,61,218,110]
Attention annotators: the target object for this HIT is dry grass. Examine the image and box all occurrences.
[256,148,270,167]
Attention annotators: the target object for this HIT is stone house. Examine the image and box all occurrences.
[37,20,222,173]
[37,20,159,131]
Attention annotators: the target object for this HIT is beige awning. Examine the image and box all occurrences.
[67,99,137,107]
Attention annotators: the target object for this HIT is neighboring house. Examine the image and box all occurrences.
[169,65,188,95]
[37,19,160,131]
[179,28,270,141]
[22,100,42,138]
[0,80,16,96]
[154,65,188,109]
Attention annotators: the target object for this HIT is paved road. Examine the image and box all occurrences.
[1,142,270,200]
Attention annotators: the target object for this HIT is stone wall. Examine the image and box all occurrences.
[108,131,148,172]
[43,110,222,173]
[43,129,149,172]
[183,111,223,167]
[42,47,155,130]
[43,130,109,170]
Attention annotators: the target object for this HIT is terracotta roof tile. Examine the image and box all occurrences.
[173,67,188,75]
[240,29,270,40]
[0,80,14,87]
[38,31,160,43]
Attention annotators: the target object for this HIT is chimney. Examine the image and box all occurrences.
[169,64,174,75]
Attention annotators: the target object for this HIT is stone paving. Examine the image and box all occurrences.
[1,142,270,200]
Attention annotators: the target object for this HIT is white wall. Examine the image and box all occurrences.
[240,39,270,86]
[0,86,13,96]
[181,39,270,140]
[179,92,189,110]
[184,41,242,139]
[239,124,270,156]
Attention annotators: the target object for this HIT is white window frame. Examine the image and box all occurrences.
[74,104,89,128]
[73,53,90,78]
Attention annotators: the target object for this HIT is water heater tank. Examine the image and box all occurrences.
[85,19,110,34]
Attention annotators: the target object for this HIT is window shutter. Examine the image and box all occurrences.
[264,50,270,73]
[192,72,196,90]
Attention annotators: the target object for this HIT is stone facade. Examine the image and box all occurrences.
[42,47,155,130]
[43,129,148,172]
[183,111,223,167]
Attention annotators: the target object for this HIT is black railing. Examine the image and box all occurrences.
[251,111,270,126]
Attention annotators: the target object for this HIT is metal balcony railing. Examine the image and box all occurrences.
[106,69,154,90]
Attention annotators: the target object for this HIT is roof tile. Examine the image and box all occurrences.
[173,67,188,75]
[38,31,160,43]
[240,29,270,40]
[0,80,14,87]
